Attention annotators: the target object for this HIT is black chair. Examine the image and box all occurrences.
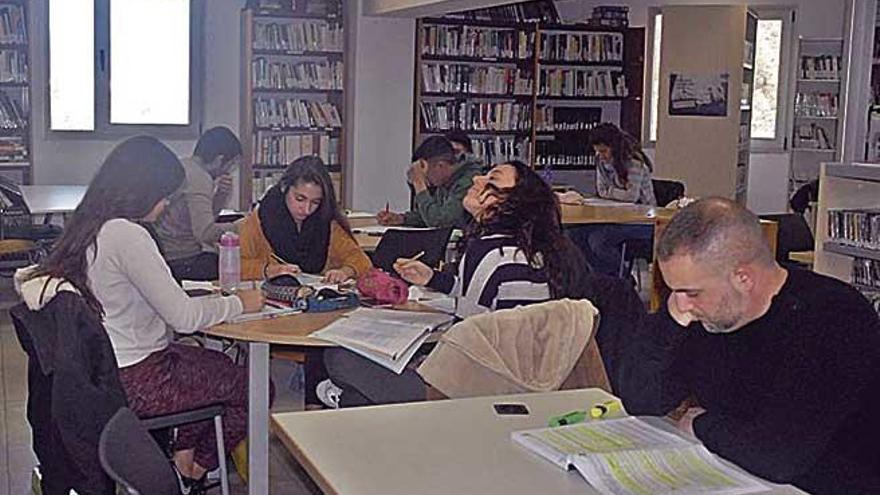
[371,227,453,273]
[759,213,815,267]
[0,176,63,250]
[652,178,685,208]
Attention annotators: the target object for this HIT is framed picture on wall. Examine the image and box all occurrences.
[668,73,729,117]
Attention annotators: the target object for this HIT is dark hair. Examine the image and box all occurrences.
[657,197,774,270]
[469,160,588,299]
[444,131,473,154]
[279,155,351,234]
[193,126,242,167]
[412,136,456,163]
[589,122,652,185]
[30,136,185,314]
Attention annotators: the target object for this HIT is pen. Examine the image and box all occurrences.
[548,410,587,427]
[590,400,621,419]
[270,252,286,264]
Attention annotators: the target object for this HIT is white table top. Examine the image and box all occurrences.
[271,389,805,495]
[18,185,87,215]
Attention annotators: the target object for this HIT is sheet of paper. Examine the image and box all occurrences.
[352,225,435,235]
[182,280,218,292]
[345,307,452,328]
[345,210,376,219]
[330,328,432,375]
[572,445,768,495]
[580,197,640,207]
[313,318,428,361]
[229,304,301,323]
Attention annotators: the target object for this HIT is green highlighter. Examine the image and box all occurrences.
[548,410,587,427]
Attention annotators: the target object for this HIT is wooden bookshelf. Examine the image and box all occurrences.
[413,16,644,171]
[240,0,346,207]
[0,1,30,185]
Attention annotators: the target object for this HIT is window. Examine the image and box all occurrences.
[644,8,793,151]
[47,0,202,135]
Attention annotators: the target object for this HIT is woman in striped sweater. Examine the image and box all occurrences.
[320,160,588,407]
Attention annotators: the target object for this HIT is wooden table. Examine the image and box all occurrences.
[18,185,87,217]
[272,389,805,495]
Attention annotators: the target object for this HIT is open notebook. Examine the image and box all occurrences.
[312,308,453,374]
[512,417,768,495]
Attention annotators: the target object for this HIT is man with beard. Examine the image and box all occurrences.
[619,197,880,494]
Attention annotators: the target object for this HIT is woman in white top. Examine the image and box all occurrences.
[26,136,265,488]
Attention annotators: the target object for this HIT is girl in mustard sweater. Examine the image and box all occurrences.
[239,155,372,282]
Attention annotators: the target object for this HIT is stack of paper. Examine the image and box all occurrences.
[513,417,768,495]
[312,308,453,374]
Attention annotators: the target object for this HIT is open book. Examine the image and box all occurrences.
[312,308,453,374]
[512,417,768,495]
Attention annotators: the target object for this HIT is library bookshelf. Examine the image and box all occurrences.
[0,1,30,185]
[412,16,644,172]
[240,0,345,207]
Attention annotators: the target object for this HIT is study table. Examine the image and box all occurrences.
[17,185,87,217]
[271,389,806,495]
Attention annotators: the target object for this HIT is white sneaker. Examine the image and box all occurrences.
[315,379,343,409]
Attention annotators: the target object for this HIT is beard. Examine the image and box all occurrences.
[698,289,748,334]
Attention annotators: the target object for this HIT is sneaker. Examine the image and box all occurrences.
[315,379,343,408]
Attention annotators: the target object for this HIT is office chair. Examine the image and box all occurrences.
[371,227,453,273]
[618,179,685,285]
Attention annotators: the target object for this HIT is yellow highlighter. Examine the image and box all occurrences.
[590,400,621,419]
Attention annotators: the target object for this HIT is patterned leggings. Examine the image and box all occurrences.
[118,343,275,470]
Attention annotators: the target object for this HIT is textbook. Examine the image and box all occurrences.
[512,417,768,495]
[312,308,453,374]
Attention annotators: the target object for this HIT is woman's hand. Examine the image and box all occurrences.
[377,211,405,225]
[323,266,355,284]
[393,259,433,286]
[236,289,265,313]
[265,263,300,279]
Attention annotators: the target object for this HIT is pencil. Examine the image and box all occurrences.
[270,253,286,264]
[410,251,425,262]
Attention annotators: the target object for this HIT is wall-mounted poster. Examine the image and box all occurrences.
[668,73,729,117]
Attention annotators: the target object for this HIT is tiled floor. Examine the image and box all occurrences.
[0,279,320,495]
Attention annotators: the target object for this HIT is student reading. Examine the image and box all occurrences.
[377,136,482,229]
[321,160,588,407]
[238,155,372,282]
[154,126,243,281]
[619,198,880,494]
[22,136,268,489]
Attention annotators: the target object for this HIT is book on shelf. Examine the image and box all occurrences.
[538,67,627,98]
[512,416,767,495]
[0,90,26,129]
[534,106,601,132]
[420,100,532,132]
[534,152,595,169]
[827,209,880,250]
[421,63,532,96]
[539,32,623,64]
[794,123,834,150]
[253,19,343,53]
[254,97,342,129]
[0,50,26,83]
[794,92,838,118]
[470,135,529,165]
[800,55,841,80]
[588,5,629,28]
[852,257,880,290]
[421,24,533,60]
[255,132,339,167]
[0,5,26,45]
[252,171,285,202]
[311,308,454,374]
[440,0,559,24]
[252,58,343,91]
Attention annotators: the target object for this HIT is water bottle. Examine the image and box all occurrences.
[218,232,241,294]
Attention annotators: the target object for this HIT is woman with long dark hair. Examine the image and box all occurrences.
[23,136,265,488]
[318,160,589,407]
[238,155,371,282]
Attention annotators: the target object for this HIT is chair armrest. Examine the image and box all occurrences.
[141,404,225,430]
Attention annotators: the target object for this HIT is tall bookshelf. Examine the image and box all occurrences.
[789,38,844,196]
[0,1,30,185]
[736,10,757,203]
[240,0,345,208]
[413,16,643,172]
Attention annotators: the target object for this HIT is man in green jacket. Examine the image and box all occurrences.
[377,136,482,229]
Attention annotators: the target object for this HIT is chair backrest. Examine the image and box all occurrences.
[759,213,815,263]
[371,228,453,273]
[99,408,180,495]
[651,179,685,207]
[0,175,27,211]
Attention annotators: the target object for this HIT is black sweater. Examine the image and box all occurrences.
[620,268,880,494]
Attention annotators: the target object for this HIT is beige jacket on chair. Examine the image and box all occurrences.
[417,299,610,398]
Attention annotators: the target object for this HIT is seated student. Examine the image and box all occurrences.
[22,136,267,490]
[155,126,243,281]
[320,160,588,407]
[238,155,372,282]
[568,123,656,276]
[619,198,880,494]
[376,136,482,229]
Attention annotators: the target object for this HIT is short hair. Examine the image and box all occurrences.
[193,126,242,164]
[412,136,456,163]
[656,197,774,270]
[444,131,472,153]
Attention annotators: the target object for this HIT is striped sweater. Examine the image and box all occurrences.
[427,234,551,318]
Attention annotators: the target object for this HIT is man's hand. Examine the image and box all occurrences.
[407,159,429,192]
[376,211,405,226]
[216,174,234,198]
[393,259,433,286]
[675,407,707,437]
[667,292,696,327]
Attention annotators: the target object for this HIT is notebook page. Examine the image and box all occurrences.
[312,318,429,359]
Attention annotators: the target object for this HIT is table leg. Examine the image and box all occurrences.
[247,342,270,495]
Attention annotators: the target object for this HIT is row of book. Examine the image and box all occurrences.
[253,20,343,53]
[538,68,627,98]
[421,25,533,60]
[0,136,26,161]
[0,90,26,129]
[534,152,596,168]
[534,106,601,132]
[800,55,841,80]
[471,136,529,166]
[794,123,835,150]
[0,5,26,45]
[587,5,628,28]
[248,0,342,17]
[420,101,532,132]
[254,97,342,129]
[828,209,880,250]
[421,63,532,95]
[252,171,285,202]
[254,131,339,167]
[794,92,838,118]
[442,0,560,24]
[0,50,25,83]
[538,32,624,64]
[253,58,343,91]
[853,257,880,290]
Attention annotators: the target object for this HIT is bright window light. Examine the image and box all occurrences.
[649,13,662,142]
[110,0,190,124]
[752,19,783,139]
[49,0,95,131]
